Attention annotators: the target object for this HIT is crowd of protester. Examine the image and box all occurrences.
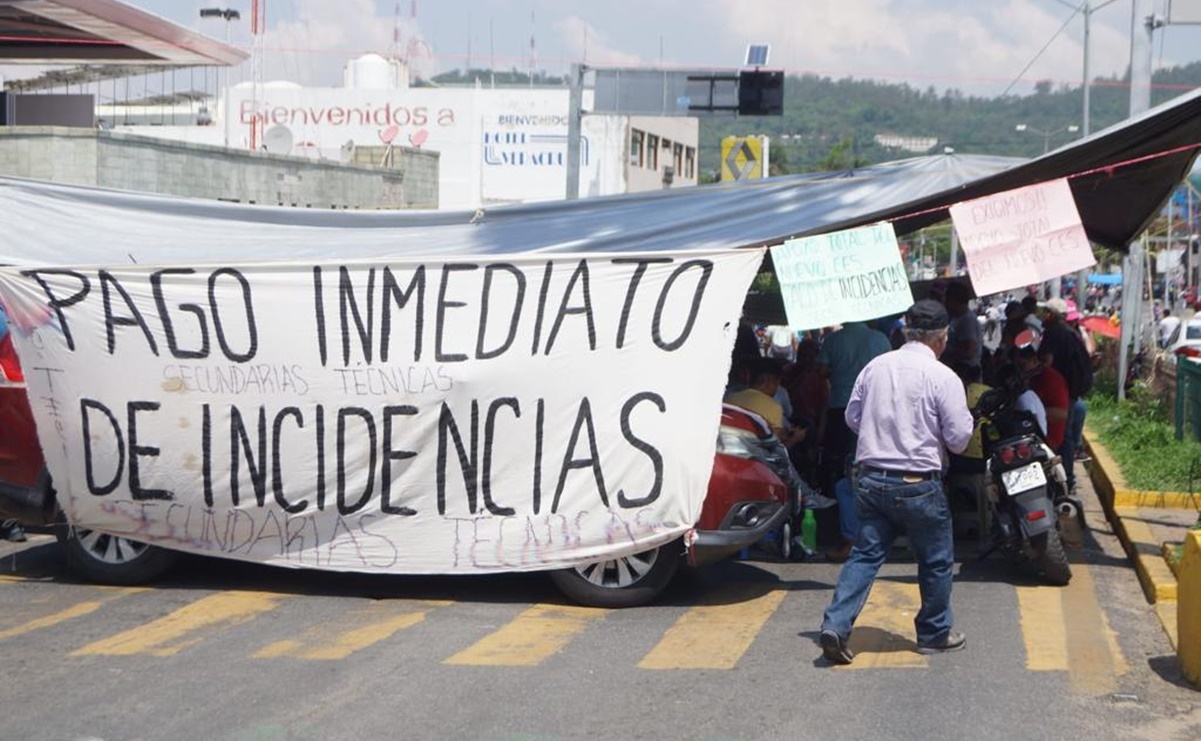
[725,279,1100,562]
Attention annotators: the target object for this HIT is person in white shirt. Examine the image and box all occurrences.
[1159,309,1181,348]
[765,325,796,362]
[996,364,1047,438]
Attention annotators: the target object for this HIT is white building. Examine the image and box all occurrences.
[103,54,699,211]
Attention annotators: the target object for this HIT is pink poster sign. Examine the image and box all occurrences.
[949,178,1096,296]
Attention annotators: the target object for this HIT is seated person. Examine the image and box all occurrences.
[949,363,991,475]
[781,339,827,480]
[993,363,1047,439]
[1015,345,1069,450]
[725,356,805,448]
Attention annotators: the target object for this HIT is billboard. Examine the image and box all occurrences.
[720,136,769,181]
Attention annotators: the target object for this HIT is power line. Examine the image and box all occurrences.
[998,6,1081,98]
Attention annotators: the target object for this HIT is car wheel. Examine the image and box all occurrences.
[56,519,178,585]
[549,540,681,608]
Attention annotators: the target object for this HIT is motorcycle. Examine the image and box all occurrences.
[973,378,1078,586]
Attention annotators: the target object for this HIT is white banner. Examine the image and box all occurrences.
[771,223,913,330]
[0,251,762,573]
[949,178,1096,296]
[1157,248,1185,274]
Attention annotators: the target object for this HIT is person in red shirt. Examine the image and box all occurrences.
[1016,345,1069,449]
[781,340,828,451]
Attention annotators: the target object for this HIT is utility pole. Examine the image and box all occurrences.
[1048,1,1122,306]
[948,227,959,278]
[199,8,241,147]
[1118,0,1159,399]
[565,63,584,200]
[1075,1,1093,316]
[1128,0,1158,116]
[1190,185,1197,296]
[249,0,265,151]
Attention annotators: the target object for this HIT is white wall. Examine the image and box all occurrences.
[579,115,630,198]
[120,86,698,211]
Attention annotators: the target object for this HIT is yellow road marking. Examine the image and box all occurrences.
[844,580,928,669]
[444,604,608,666]
[70,591,285,657]
[255,600,452,660]
[0,586,144,641]
[1,601,104,641]
[1017,584,1070,670]
[1018,564,1127,693]
[639,588,786,670]
[0,574,49,584]
[1062,563,1128,694]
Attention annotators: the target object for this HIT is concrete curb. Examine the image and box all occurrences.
[1083,427,1180,605]
[1112,509,1179,603]
[1114,490,1201,509]
[1084,426,1201,686]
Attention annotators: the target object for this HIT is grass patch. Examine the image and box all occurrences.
[1165,543,1183,571]
[1087,391,1201,492]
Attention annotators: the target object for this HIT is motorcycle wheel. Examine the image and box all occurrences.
[1030,527,1072,586]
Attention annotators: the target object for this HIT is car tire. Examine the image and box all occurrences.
[40,471,178,585]
[549,540,681,608]
[56,515,178,586]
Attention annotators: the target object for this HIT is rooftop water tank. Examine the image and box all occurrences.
[344,53,408,90]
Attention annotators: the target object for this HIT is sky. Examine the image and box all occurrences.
[0,0,1199,100]
[102,0,1201,98]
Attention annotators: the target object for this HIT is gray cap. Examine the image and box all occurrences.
[906,299,949,330]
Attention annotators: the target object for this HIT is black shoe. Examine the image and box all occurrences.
[819,629,854,665]
[1,521,27,543]
[917,630,966,654]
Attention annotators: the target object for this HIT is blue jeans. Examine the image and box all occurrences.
[1060,399,1086,489]
[820,471,955,645]
[834,477,857,542]
[1069,398,1087,453]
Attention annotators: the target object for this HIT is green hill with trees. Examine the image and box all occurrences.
[700,62,1201,177]
[430,62,1201,180]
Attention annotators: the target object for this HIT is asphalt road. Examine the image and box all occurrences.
[2,479,1199,741]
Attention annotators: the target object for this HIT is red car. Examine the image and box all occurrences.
[550,404,796,607]
[0,328,795,608]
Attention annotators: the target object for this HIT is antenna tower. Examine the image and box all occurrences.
[390,1,401,60]
[250,0,265,151]
[405,0,432,78]
[529,9,537,82]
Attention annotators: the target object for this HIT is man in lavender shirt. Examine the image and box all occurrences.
[818,300,974,665]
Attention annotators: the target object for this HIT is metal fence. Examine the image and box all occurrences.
[1176,357,1201,441]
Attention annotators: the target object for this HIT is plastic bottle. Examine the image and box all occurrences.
[801,509,818,551]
